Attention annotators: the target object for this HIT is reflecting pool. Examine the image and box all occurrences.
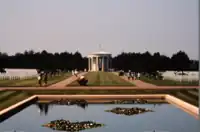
[0,103,198,132]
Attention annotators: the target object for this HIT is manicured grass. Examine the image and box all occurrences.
[0,91,18,102]
[0,78,36,87]
[0,91,30,110]
[0,72,71,87]
[140,76,199,86]
[68,72,134,86]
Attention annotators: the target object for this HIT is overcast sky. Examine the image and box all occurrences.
[0,0,198,59]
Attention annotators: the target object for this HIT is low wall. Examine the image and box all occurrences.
[0,95,38,123]
[165,95,199,119]
[0,94,198,122]
[37,94,166,100]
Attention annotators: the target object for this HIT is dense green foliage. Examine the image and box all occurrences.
[112,51,198,72]
[0,50,198,71]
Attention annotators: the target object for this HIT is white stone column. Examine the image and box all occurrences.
[109,57,112,71]
[96,56,99,71]
[90,58,92,71]
[91,57,93,71]
[102,56,104,71]
[88,57,90,71]
[106,56,109,71]
[90,57,92,71]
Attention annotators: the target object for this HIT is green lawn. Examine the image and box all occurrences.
[0,72,71,87]
[68,72,134,86]
[140,76,199,86]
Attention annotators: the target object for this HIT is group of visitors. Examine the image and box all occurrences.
[37,72,48,87]
[127,70,140,80]
[71,69,88,86]
[77,75,88,86]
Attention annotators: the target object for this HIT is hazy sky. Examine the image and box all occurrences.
[0,0,198,59]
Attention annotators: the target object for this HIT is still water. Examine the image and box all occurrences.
[0,103,198,132]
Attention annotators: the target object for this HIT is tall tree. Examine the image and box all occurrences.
[171,51,190,72]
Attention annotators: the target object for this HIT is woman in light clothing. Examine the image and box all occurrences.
[72,70,74,76]
[74,69,78,77]
[137,72,140,79]
[37,74,42,86]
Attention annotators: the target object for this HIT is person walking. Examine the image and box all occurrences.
[44,73,48,86]
[128,70,131,80]
[131,72,134,80]
[74,69,78,77]
[38,74,42,86]
[137,72,141,80]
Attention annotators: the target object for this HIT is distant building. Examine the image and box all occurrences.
[87,51,112,72]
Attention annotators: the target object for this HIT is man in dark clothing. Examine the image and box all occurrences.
[44,73,48,86]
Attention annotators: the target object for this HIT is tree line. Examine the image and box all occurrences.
[113,51,198,72]
[0,50,198,72]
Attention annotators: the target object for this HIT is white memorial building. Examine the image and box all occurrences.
[87,51,112,72]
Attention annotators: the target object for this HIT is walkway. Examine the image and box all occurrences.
[119,75,156,88]
[132,80,157,88]
[49,72,87,88]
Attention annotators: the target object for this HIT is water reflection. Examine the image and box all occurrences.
[35,102,88,115]
[76,103,88,109]
[36,103,50,116]
[35,101,162,116]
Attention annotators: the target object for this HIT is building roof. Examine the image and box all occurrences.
[89,51,111,55]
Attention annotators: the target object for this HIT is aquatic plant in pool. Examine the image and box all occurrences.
[105,107,154,116]
[42,119,104,131]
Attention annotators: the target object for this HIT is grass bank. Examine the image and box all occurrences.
[0,91,30,111]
